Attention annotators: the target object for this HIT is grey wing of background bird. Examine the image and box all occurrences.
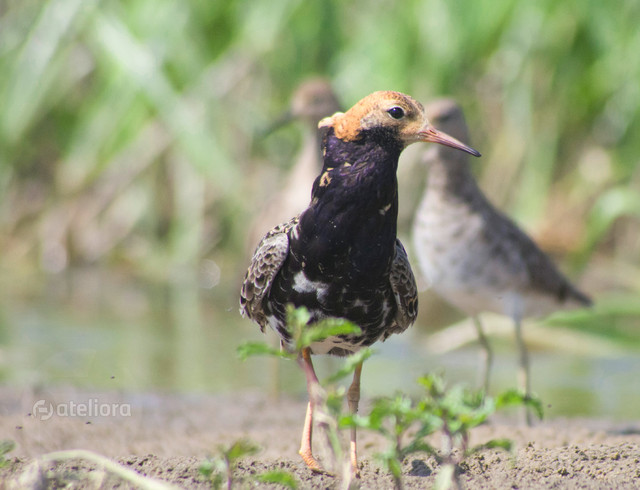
[240,217,299,330]
[480,202,592,307]
[388,239,419,335]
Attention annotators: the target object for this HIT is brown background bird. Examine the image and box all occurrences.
[241,91,479,474]
[246,78,341,252]
[412,98,592,423]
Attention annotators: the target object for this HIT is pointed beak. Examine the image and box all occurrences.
[418,125,481,157]
[259,110,294,138]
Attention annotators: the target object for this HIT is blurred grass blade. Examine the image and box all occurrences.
[578,186,640,264]
[59,76,142,191]
[90,12,240,189]
[0,0,99,145]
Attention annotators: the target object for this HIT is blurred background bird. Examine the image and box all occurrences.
[412,99,592,423]
[241,91,480,474]
[246,78,341,253]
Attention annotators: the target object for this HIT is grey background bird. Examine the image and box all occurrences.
[412,98,592,423]
[246,78,341,252]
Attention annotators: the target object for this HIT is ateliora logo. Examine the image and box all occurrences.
[32,398,131,420]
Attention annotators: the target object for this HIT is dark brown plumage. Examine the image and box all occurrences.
[246,78,341,251]
[241,91,480,473]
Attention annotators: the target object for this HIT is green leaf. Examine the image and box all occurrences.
[226,439,260,462]
[236,341,291,360]
[379,453,403,481]
[470,438,513,454]
[198,459,214,477]
[198,459,225,488]
[286,305,311,329]
[211,475,224,490]
[418,373,446,398]
[495,389,544,420]
[494,389,526,407]
[300,320,361,347]
[0,440,15,457]
[323,348,372,384]
[524,396,544,420]
[256,470,299,489]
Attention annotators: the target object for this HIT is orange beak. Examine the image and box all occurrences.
[419,125,481,157]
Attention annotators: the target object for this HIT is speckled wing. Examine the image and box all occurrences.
[388,239,418,334]
[486,209,592,307]
[240,217,298,331]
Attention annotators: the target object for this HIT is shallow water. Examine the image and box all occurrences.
[1,268,639,420]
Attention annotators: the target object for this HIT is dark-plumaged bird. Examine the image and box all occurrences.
[411,99,592,422]
[246,78,341,251]
[241,91,480,474]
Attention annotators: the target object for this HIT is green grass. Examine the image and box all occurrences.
[0,0,638,339]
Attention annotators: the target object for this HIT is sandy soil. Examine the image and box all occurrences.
[1,387,640,488]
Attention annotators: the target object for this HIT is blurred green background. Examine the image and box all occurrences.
[1,0,639,418]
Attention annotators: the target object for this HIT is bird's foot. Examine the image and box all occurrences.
[299,449,326,474]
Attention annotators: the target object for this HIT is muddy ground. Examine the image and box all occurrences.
[1,387,639,488]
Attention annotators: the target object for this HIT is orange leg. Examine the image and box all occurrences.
[347,361,363,477]
[297,347,323,472]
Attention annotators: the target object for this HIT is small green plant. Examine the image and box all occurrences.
[199,439,259,490]
[342,374,543,490]
[238,305,364,363]
[238,305,371,479]
[0,440,16,468]
[199,439,300,490]
[419,375,541,490]
[341,393,436,489]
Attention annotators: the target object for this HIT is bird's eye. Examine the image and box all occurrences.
[387,106,405,120]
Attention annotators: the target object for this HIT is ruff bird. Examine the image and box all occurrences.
[241,91,480,473]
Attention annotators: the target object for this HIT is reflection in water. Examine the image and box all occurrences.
[1,268,639,420]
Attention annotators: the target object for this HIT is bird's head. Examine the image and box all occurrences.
[260,77,341,137]
[425,98,470,146]
[290,78,341,122]
[319,91,480,157]
[422,98,473,164]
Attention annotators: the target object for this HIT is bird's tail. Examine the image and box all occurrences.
[564,283,593,308]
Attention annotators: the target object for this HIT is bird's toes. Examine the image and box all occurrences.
[299,450,326,474]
